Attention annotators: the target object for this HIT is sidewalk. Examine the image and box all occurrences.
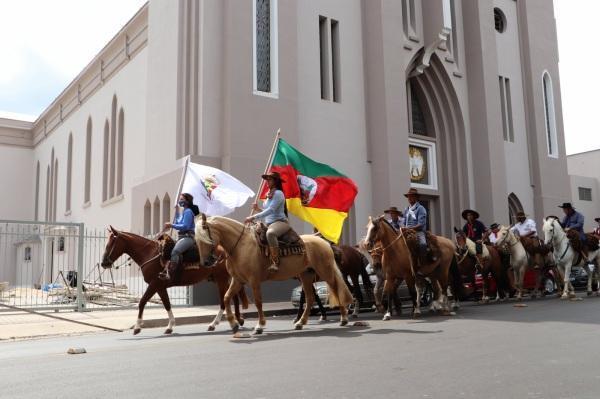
[0,302,296,341]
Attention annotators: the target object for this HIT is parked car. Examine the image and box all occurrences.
[291,273,434,310]
[569,264,599,291]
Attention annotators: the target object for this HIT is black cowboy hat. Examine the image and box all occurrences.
[461,209,480,220]
[595,217,600,223]
[490,222,500,230]
[384,206,402,214]
[403,188,420,198]
[261,171,285,183]
[515,211,528,218]
[558,202,574,209]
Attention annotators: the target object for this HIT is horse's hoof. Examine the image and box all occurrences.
[318,316,327,322]
[294,323,303,330]
[133,328,141,335]
[207,325,216,332]
[238,318,245,326]
[340,320,348,326]
[231,323,240,334]
[569,293,577,299]
[253,327,263,335]
[382,314,391,321]
[164,328,173,335]
[351,313,359,319]
[292,318,299,324]
[413,312,421,319]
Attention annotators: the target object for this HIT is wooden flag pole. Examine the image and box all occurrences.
[174,155,191,207]
[250,129,281,216]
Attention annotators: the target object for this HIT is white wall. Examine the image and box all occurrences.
[0,145,34,220]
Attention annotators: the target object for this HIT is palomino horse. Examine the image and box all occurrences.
[494,225,535,300]
[542,217,600,298]
[453,230,511,302]
[194,216,354,334]
[363,216,462,316]
[100,226,247,335]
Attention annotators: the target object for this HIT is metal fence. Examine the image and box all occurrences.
[0,220,189,311]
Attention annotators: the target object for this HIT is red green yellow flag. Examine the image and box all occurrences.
[261,138,358,243]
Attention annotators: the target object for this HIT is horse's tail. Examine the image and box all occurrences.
[327,264,354,308]
[237,286,249,310]
[449,255,464,300]
[360,265,373,289]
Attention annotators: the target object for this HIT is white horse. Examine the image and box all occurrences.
[542,217,600,298]
[494,225,536,300]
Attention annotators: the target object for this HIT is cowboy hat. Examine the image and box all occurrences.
[261,171,285,182]
[558,202,574,209]
[403,188,420,198]
[490,222,500,230]
[384,206,402,214]
[461,209,480,220]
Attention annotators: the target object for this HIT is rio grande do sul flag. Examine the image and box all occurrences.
[262,138,358,243]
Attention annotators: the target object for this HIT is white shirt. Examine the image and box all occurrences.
[510,219,537,237]
[489,232,499,244]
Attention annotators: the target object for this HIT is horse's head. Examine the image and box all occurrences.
[453,227,467,253]
[368,245,383,269]
[363,215,386,250]
[494,225,511,247]
[101,226,127,269]
[542,216,561,245]
[194,214,219,267]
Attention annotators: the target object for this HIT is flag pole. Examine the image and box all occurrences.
[251,129,281,215]
[174,155,191,206]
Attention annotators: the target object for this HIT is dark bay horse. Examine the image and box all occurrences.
[100,226,247,335]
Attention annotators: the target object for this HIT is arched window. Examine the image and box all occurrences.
[508,193,523,225]
[53,159,58,222]
[153,196,161,234]
[109,95,117,199]
[35,161,40,221]
[542,72,558,158]
[85,117,92,204]
[66,133,73,213]
[162,193,171,225]
[45,165,50,221]
[50,148,55,221]
[103,120,109,202]
[143,200,151,236]
[117,107,124,196]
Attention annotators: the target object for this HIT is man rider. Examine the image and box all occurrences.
[402,188,435,263]
[559,202,585,242]
[510,211,537,238]
[384,206,404,232]
[462,209,488,266]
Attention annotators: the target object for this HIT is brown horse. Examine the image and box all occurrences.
[363,216,462,316]
[367,244,403,320]
[453,231,511,302]
[194,216,354,334]
[100,226,247,335]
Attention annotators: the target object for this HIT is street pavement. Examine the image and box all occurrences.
[1,295,600,399]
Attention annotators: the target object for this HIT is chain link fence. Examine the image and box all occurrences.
[0,220,189,312]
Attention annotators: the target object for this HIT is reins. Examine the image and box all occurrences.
[374,219,416,278]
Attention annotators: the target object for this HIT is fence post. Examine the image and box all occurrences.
[76,223,88,311]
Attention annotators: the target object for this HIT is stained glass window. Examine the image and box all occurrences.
[256,0,271,92]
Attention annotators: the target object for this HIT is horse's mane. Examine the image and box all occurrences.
[194,215,246,245]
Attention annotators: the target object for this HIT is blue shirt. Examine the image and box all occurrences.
[254,190,287,225]
[563,211,584,235]
[402,202,427,231]
[172,208,195,232]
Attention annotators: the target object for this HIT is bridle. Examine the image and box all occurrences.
[102,233,121,266]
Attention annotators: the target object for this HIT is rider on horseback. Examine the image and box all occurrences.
[402,188,435,264]
[159,193,204,283]
[245,171,289,273]
[510,211,537,238]
[462,209,488,267]
[559,202,585,242]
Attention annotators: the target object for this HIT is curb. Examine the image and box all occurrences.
[134,307,299,329]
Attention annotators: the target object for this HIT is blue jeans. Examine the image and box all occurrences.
[171,236,195,264]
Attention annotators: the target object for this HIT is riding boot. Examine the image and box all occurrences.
[267,246,280,273]
[158,261,173,281]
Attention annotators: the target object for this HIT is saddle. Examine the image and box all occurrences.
[519,236,551,256]
[564,230,599,261]
[157,234,201,266]
[403,230,441,266]
[254,223,306,258]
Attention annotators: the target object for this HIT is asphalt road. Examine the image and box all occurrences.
[2,296,600,399]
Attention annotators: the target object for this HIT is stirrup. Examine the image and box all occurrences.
[267,264,279,273]
[158,270,170,281]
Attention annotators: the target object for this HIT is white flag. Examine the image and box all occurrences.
[180,162,255,216]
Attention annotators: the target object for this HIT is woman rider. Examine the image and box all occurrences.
[159,193,204,283]
[245,171,289,273]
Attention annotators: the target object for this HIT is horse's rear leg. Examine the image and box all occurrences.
[133,281,160,335]
[350,275,362,318]
[295,274,316,330]
[294,288,306,324]
[208,276,228,332]
[250,283,267,334]
[224,278,243,333]
[156,288,176,334]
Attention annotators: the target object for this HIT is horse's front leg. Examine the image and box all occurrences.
[294,288,306,324]
[250,282,267,334]
[295,274,316,330]
[561,260,573,299]
[155,287,176,334]
[208,275,228,332]
[405,274,421,318]
[134,281,160,335]
[224,278,243,333]
[350,275,362,319]
[374,270,385,313]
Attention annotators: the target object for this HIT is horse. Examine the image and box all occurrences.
[453,230,511,302]
[363,216,462,316]
[363,244,403,320]
[542,217,600,298]
[494,225,548,300]
[194,215,354,334]
[100,226,248,335]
